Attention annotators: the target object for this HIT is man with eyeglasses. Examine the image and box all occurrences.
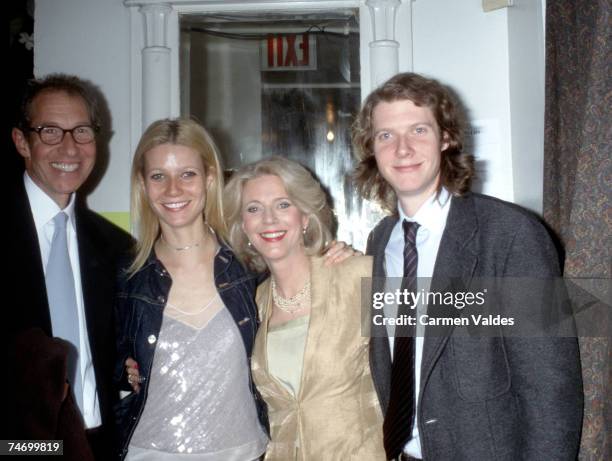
[7,74,133,460]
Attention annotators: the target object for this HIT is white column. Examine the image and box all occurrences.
[366,0,401,88]
[140,3,172,130]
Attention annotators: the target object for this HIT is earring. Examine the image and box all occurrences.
[302,227,307,235]
[247,241,252,247]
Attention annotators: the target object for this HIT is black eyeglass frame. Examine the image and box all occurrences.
[27,124,100,145]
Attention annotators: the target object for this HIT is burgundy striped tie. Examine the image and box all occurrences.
[383,220,419,459]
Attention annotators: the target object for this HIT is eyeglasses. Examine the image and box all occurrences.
[27,125,98,145]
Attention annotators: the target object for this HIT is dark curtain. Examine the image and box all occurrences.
[544,0,611,459]
[9,0,34,180]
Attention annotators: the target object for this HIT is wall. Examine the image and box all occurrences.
[409,0,545,210]
[508,0,546,213]
[33,0,546,223]
[34,0,132,227]
[411,0,513,202]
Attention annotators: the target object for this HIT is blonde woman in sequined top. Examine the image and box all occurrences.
[114,119,268,461]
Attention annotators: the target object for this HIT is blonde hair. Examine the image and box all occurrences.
[128,118,226,274]
[224,156,333,273]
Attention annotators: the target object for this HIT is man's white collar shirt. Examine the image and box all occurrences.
[24,172,102,428]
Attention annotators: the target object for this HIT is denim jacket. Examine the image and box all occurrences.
[113,244,268,459]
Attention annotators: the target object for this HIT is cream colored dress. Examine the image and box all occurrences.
[252,256,385,461]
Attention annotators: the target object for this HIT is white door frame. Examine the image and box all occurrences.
[123,0,414,154]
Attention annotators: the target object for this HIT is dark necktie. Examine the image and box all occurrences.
[383,219,420,459]
[46,212,83,410]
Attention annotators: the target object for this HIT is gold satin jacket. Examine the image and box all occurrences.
[252,256,385,461]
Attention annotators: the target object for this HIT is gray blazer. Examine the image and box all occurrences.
[366,192,583,460]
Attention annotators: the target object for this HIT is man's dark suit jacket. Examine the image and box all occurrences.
[366,192,583,460]
[5,177,133,448]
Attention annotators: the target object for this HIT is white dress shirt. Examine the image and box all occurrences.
[24,172,102,429]
[383,187,451,458]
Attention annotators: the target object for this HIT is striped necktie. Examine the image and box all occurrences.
[383,219,419,459]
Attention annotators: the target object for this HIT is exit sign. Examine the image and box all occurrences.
[261,33,317,71]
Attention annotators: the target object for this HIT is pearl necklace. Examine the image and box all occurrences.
[271,278,311,314]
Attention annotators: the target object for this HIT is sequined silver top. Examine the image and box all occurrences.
[128,305,268,460]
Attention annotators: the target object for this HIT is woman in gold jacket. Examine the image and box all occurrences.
[225,157,384,461]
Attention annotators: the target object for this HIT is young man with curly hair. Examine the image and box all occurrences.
[353,72,583,461]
